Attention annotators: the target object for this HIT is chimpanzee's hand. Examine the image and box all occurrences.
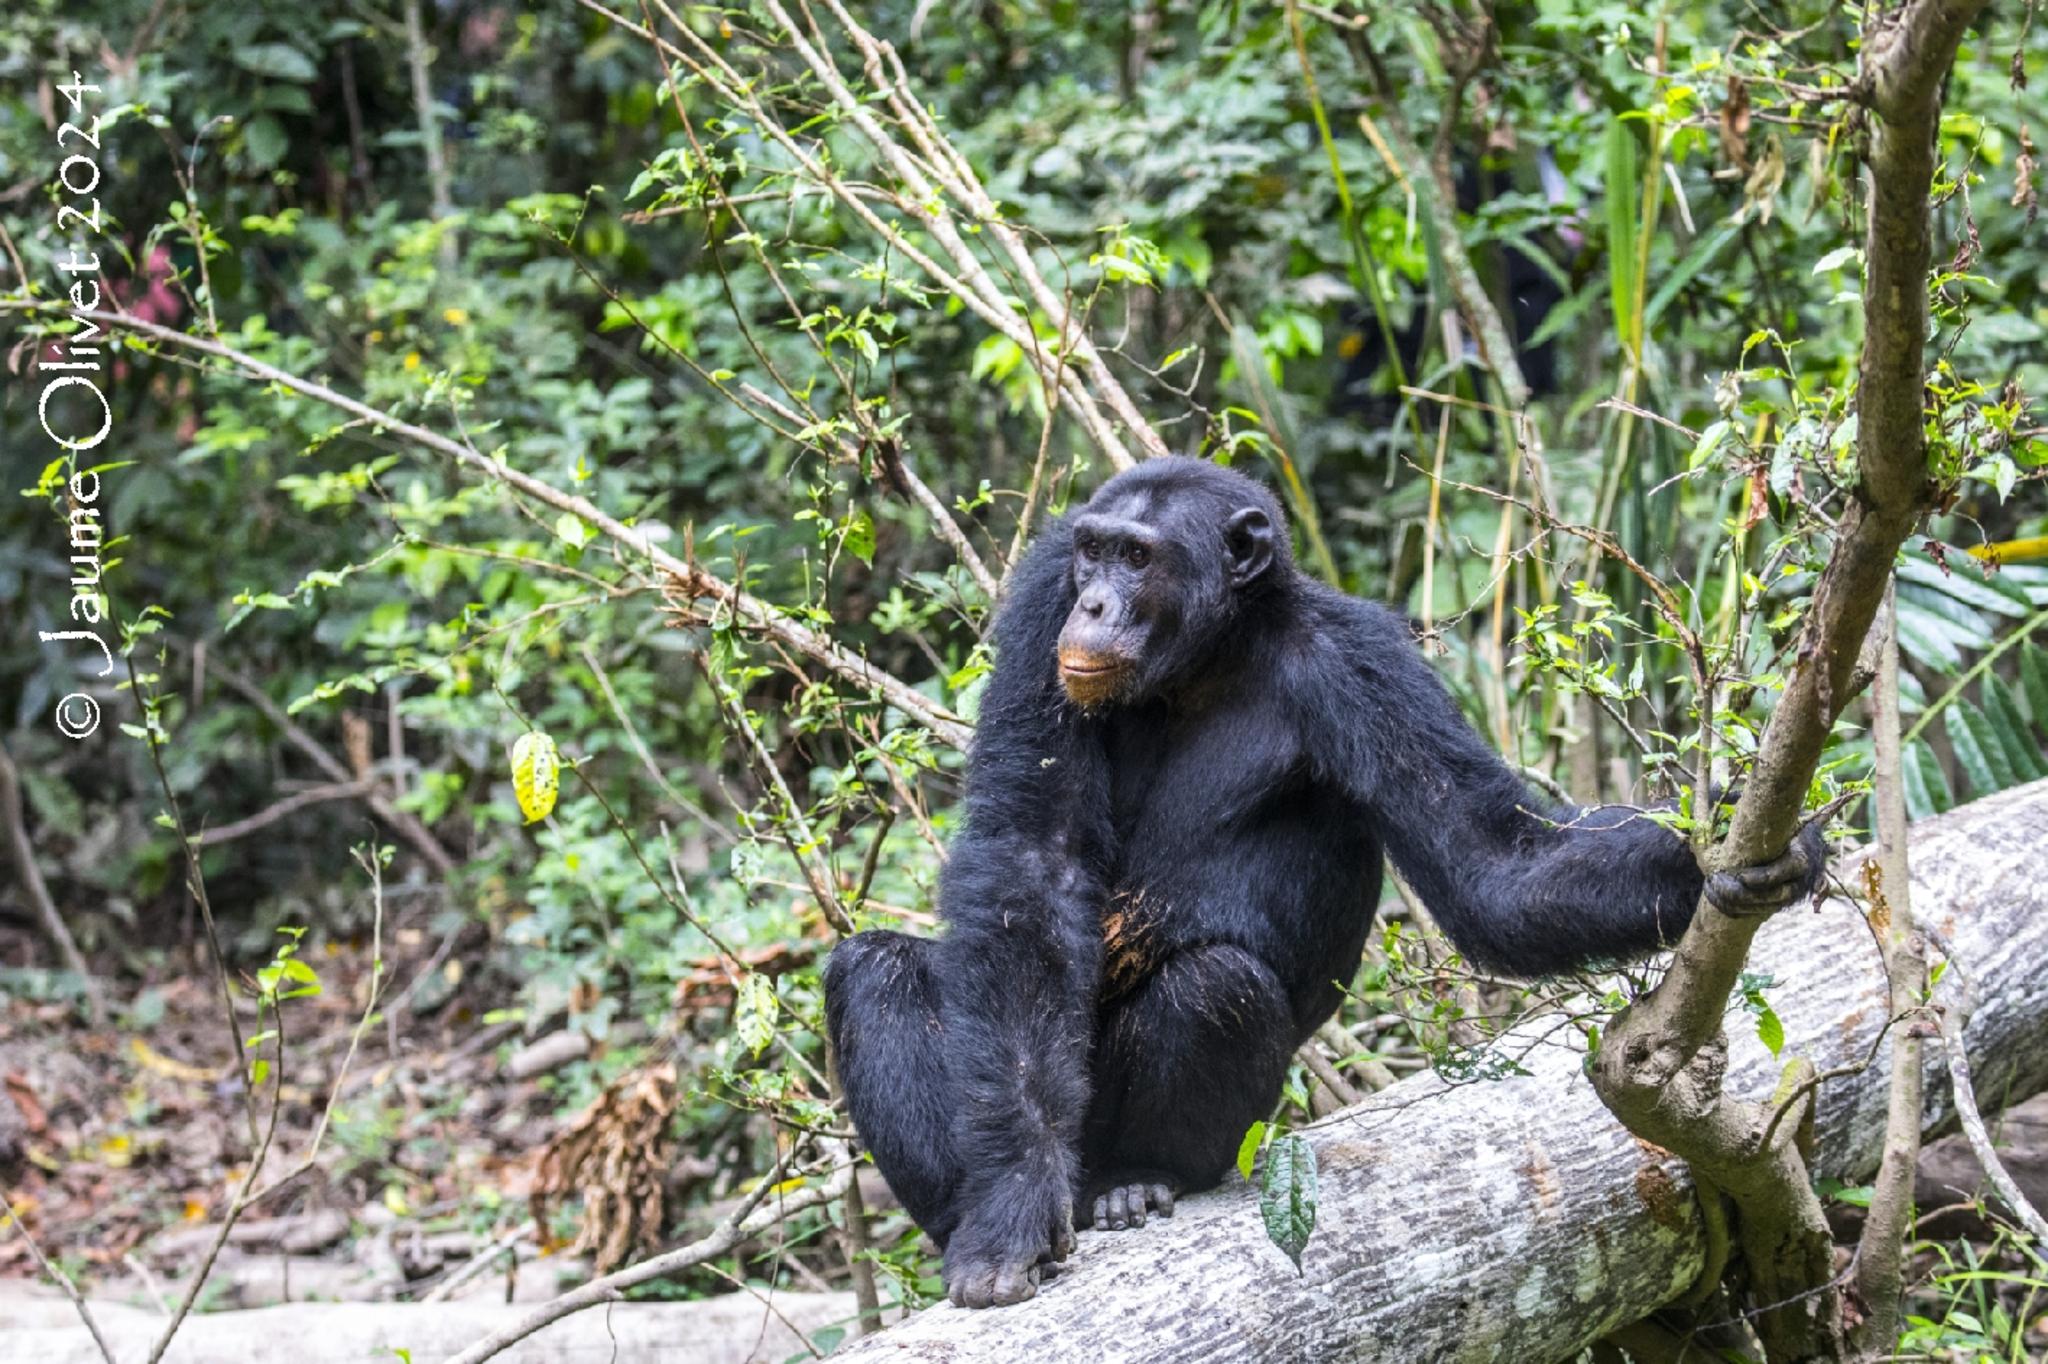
[1704,816,1828,919]
[943,1182,1075,1308]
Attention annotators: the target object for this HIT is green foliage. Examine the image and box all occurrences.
[1255,1131,1319,1274]
[0,0,2043,1327]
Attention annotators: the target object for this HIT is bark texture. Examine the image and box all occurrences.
[832,780,2048,1364]
[7,1286,863,1364]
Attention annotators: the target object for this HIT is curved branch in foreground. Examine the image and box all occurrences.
[829,781,2048,1363]
[17,307,973,753]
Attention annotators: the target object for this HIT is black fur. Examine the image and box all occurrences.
[823,458,1817,1308]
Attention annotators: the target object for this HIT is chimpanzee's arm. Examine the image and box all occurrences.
[1309,599,1821,976]
[932,521,1110,1307]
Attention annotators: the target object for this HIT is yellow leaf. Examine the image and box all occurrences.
[403,351,421,370]
[383,1185,411,1217]
[130,1037,219,1083]
[511,731,560,824]
[442,307,469,326]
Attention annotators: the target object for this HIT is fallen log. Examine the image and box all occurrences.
[4,1284,864,1364]
[833,779,2048,1363]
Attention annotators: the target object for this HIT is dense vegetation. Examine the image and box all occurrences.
[1,1,2043,1358]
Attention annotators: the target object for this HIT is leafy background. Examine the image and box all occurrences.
[0,0,2043,1354]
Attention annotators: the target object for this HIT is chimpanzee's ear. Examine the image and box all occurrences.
[1224,506,1275,588]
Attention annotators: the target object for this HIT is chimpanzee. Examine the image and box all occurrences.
[823,458,1823,1308]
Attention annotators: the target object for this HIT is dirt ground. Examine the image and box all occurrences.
[0,924,595,1309]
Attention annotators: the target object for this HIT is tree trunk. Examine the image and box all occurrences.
[833,779,2048,1363]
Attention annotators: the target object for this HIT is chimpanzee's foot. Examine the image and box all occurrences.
[942,1184,1075,1308]
[1080,1170,1180,1231]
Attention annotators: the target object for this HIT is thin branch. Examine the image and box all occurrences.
[194,778,378,846]
[736,381,999,602]
[420,1221,537,1304]
[0,1189,117,1363]
[402,0,457,263]
[0,738,102,1024]
[437,1146,855,1364]
[1851,586,1927,1350]
[0,302,974,752]
[576,642,732,841]
[1932,941,2048,1243]
[200,649,457,874]
[699,654,853,934]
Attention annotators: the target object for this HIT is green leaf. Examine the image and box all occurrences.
[1603,117,1642,355]
[1819,1178,1874,1208]
[1913,740,1954,815]
[554,513,590,549]
[1755,1005,1785,1057]
[1946,701,2015,797]
[243,114,288,169]
[233,42,317,83]
[1645,222,1739,329]
[1902,740,1937,821]
[1893,602,1966,674]
[2022,644,2048,727]
[1981,676,2046,781]
[1236,1120,1267,1181]
[1257,1133,1318,1273]
[1688,420,1730,471]
[1810,245,1862,275]
[1897,555,2032,618]
[843,509,876,567]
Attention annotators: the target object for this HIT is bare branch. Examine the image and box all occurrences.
[194,779,379,846]
[0,738,102,1024]
[438,1147,855,1364]
[200,651,457,875]
[0,1190,118,1363]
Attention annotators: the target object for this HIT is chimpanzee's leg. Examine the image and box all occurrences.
[1080,943,1298,1230]
[822,931,965,1246]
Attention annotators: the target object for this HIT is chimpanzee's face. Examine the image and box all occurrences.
[1055,487,1276,709]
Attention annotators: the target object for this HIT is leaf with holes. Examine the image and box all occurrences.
[1258,1133,1318,1273]
[734,973,778,1057]
[511,731,561,824]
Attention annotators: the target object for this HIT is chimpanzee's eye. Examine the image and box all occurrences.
[1080,539,1101,562]
[1126,544,1150,569]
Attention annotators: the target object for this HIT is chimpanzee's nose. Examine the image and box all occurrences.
[1081,595,1105,618]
